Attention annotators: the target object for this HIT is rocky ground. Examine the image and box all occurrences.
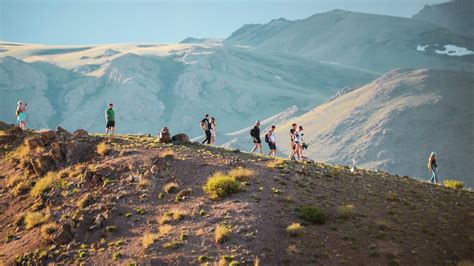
[0,125,473,265]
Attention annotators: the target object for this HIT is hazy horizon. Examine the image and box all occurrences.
[0,0,448,45]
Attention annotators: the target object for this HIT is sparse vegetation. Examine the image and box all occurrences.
[30,172,59,197]
[96,142,108,156]
[163,182,179,193]
[25,211,50,229]
[228,167,254,181]
[159,224,174,236]
[266,158,287,169]
[337,204,355,219]
[112,252,122,261]
[215,224,232,243]
[203,172,240,199]
[161,149,175,159]
[386,191,399,202]
[40,222,59,240]
[142,232,159,248]
[158,209,187,224]
[286,223,303,237]
[162,240,182,249]
[76,193,94,209]
[296,206,327,224]
[444,179,464,189]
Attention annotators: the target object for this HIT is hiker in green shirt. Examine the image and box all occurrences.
[105,103,115,135]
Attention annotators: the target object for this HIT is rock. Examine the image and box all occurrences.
[26,138,44,151]
[158,127,172,143]
[73,129,88,139]
[50,223,74,245]
[40,130,56,145]
[172,133,190,143]
[7,126,24,136]
[49,142,65,162]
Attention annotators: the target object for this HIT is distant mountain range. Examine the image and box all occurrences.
[276,69,474,187]
[413,0,474,37]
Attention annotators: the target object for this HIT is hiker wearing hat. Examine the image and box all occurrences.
[16,101,28,130]
[250,120,263,154]
[427,152,439,184]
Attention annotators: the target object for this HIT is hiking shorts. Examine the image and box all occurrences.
[17,112,26,123]
[106,121,115,129]
[268,142,276,150]
[253,137,261,144]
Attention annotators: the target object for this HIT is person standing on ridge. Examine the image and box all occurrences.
[294,125,304,161]
[105,103,116,135]
[200,114,211,145]
[210,117,217,145]
[250,120,263,154]
[16,101,28,130]
[288,123,297,160]
[265,125,277,157]
[427,152,439,184]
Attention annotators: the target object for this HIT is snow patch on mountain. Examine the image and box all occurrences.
[435,44,474,56]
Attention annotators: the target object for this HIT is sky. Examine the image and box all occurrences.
[0,0,448,45]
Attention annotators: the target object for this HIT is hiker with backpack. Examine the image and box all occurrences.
[105,103,116,135]
[250,120,263,154]
[294,125,304,161]
[265,125,277,157]
[427,152,439,184]
[16,101,28,130]
[288,123,297,160]
[200,114,211,145]
[210,117,217,145]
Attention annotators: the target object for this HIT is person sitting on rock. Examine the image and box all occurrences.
[16,101,28,130]
[159,127,172,143]
[105,103,115,135]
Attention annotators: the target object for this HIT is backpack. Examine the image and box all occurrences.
[264,133,270,143]
[250,128,255,137]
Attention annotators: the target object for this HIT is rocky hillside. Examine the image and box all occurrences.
[226,9,474,72]
[413,0,474,37]
[0,125,473,265]
[0,42,376,137]
[275,69,474,187]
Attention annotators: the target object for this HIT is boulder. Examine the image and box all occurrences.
[172,133,190,143]
[50,223,74,245]
[73,129,88,139]
[40,130,56,145]
[26,138,44,151]
[158,127,172,143]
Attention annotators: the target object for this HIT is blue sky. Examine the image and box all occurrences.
[1,0,447,45]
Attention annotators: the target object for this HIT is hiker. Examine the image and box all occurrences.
[158,127,172,143]
[265,125,277,157]
[250,120,263,154]
[288,123,297,160]
[210,117,217,145]
[200,114,211,145]
[427,152,439,184]
[105,103,115,135]
[294,125,304,161]
[16,101,28,130]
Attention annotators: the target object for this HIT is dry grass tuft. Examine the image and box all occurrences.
[215,224,232,243]
[337,204,355,219]
[96,142,108,156]
[25,211,50,229]
[266,158,287,169]
[7,174,24,188]
[444,179,464,189]
[142,232,159,248]
[30,172,59,197]
[286,223,303,237]
[161,149,175,159]
[158,209,187,225]
[228,167,255,181]
[203,172,240,199]
[159,224,174,236]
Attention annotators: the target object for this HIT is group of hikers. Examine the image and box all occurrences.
[14,101,442,184]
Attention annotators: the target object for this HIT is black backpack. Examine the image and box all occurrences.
[264,133,270,143]
[250,128,255,137]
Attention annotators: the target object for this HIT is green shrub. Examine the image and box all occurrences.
[203,172,240,199]
[444,179,464,189]
[296,206,327,224]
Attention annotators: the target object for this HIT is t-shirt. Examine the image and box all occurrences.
[201,118,210,131]
[269,131,275,143]
[106,108,115,121]
[253,126,260,138]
